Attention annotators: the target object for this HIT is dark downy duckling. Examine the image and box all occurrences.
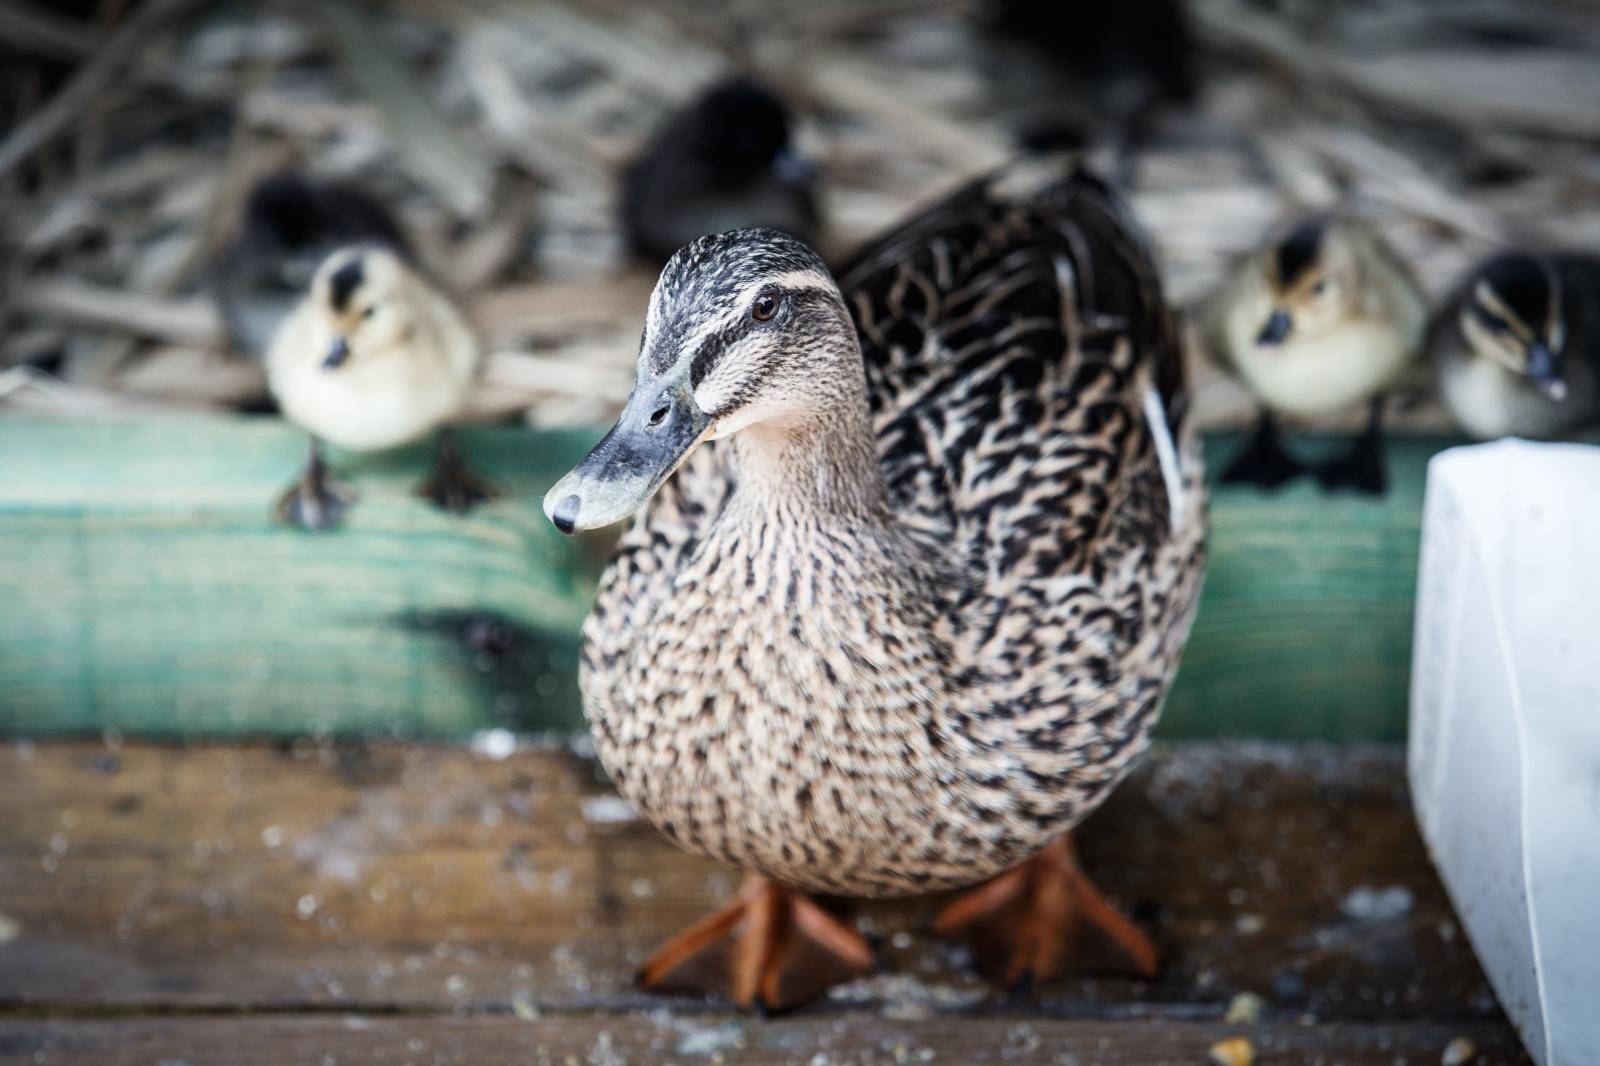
[1434,251,1600,441]
[1203,216,1426,494]
[620,78,819,264]
[974,0,1198,162]
[216,170,411,360]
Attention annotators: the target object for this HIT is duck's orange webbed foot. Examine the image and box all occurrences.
[636,875,876,1012]
[931,834,1158,988]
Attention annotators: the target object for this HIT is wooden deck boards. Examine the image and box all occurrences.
[0,740,1528,1063]
[0,1015,1529,1066]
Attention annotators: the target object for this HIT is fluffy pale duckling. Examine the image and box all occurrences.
[1203,216,1426,494]
[216,170,411,360]
[1433,251,1600,441]
[621,77,819,264]
[266,245,493,531]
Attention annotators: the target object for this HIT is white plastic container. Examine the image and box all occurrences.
[1410,440,1600,1066]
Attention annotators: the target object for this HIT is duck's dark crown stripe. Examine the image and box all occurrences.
[329,258,365,312]
[1275,218,1325,287]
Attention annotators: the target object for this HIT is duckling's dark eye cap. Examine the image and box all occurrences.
[328,257,365,312]
[1476,253,1553,326]
[692,78,793,162]
[1274,218,1326,286]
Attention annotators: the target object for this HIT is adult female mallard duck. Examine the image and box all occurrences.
[546,166,1207,1010]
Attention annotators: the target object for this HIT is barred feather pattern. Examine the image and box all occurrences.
[580,170,1207,897]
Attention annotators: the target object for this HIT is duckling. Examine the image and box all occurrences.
[1433,251,1600,441]
[266,245,493,531]
[216,170,412,359]
[1203,216,1426,495]
[620,77,819,264]
[544,168,1207,1010]
[974,0,1198,158]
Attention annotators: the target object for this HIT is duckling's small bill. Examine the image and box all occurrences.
[1524,343,1567,401]
[544,372,710,534]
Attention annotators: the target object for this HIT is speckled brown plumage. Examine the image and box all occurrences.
[580,167,1206,898]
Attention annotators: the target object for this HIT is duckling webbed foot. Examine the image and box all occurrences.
[1220,412,1304,489]
[276,440,356,532]
[931,834,1157,989]
[417,430,497,515]
[1315,399,1387,496]
[636,875,875,1013]
[1315,444,1386,495]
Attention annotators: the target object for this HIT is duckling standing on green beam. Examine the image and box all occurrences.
[545,167,1207,1011]
[1203,216,1426,495]
[621,77,819,265]
[267,245,494,531]
[1433,251,1600,441]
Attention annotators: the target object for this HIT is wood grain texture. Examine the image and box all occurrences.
[0,415,602,737]
[0,741,1509,1030]
[1163,433,1453,741]
[0,415,1461,739]
[0,1014,1531,1066]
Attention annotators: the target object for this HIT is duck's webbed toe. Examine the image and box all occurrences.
[636,875,876,1013]
[276,448,357,532]
[416,430,498,516]
[1314,444,1387,495]
[931,834,1158,990]
[1314,399,1388,496]
[1220,412,1305,489]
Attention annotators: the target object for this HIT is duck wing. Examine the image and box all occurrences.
[836,166,1191,577]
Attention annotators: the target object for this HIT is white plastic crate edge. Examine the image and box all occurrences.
[1409,440,1600,1066]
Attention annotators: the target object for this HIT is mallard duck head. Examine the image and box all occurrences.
[309,246,416,371]
[1253,217,1360,347]
[545,228,853,534]
[1458,252,1567,400]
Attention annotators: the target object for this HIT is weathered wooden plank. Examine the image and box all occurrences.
[1163,433,1450,741]
[0,415,601,736]
[0,741,1507,1029]
[0,415,1458,740]
[0,1014,1532,1066]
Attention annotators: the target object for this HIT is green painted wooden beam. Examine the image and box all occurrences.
[0,414,1459,741]
[1163,434,1447,742]
[0,415,601,737]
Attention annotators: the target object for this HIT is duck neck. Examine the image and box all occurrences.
[723,378,890,529]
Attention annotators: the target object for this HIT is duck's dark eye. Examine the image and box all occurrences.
[648,404,669,427]
[752,293,779,322]
[361,306,376,320]
[1310,280,1328,296]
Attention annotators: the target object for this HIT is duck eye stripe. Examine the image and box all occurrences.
[1472,305,1508,332]
[689,339,722,389]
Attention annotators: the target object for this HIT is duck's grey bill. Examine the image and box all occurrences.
[1255,310,1292,347]
[543,383,709,534]
[1526,342,1568,401]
